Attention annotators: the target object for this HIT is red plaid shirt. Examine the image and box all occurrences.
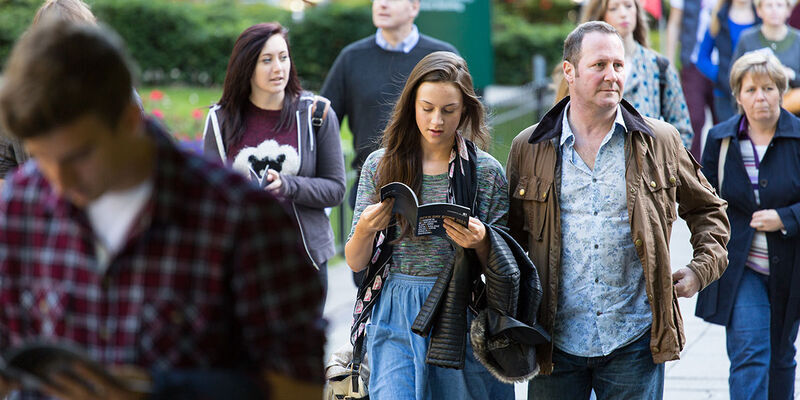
[0,121,325,397]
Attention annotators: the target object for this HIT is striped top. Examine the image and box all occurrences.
[739,119,770,275]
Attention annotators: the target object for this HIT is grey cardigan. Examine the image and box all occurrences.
[203,93,346,267]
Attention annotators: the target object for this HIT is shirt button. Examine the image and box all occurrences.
[669,177,676,184]
[594,244,599,249]
[759,179,768,188]
[592,178,597,183]
[630,187,636,194]
[518,189,526,196]
[650,181,657,188]
[635,239,643,247]
[593,211,598,216]
[595,278,599,283]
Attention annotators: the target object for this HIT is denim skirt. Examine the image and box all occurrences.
[365,273,514,400]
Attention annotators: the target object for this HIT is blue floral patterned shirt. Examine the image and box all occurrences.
[554,104,652,357]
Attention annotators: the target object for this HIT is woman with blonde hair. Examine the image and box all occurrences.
[32,0,96,25]
[554,0,694,148]
[696,51,800,400]
[344,51,514,399]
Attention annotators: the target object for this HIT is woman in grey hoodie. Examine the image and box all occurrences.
[203,22,345,300]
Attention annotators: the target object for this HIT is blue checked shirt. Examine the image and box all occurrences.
[554,104,652,357]
[375,24,420,53]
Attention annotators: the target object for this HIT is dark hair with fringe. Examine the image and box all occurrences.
[218,22,302,145]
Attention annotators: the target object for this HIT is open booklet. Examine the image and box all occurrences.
[0,341,152,394]
[380,182,470,237]
[249,167,269,188]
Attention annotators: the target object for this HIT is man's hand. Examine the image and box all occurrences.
[43,362,150,400]
[672,267,701,298]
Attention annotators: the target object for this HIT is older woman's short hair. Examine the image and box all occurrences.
[753,0,791,9]
[730,50,789,100]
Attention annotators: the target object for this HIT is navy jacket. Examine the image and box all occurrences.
[696,109,800,348]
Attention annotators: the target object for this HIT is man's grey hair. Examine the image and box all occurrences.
[563,21,621,65]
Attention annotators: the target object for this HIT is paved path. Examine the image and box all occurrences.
[323,217,800,399]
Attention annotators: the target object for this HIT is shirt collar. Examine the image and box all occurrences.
[375,25,420,53]
[560,102,627,147]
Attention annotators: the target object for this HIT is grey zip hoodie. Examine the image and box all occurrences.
[202,93,346,267]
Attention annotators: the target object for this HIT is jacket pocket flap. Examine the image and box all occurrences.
[643,163,680,192]
[513,175,551,202]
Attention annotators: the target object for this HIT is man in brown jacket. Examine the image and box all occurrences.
[507,21,729,399]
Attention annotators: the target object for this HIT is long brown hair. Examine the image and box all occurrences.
[580,0,649,47]
[218,22,302,146]
[376,51,489,240]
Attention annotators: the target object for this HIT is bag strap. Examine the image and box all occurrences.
[656,55,669,117]
[311,96,330,128]
[718,137,730,192]
[348,223,396,392]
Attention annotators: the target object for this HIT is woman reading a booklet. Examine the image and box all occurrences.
[344,52,514,399]
[203,22,345,298]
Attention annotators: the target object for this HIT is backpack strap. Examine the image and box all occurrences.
[311,95,330,128]
[656,55,669,116]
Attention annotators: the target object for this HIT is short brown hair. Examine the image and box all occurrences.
[563,21,621,65]
[730,50,789,112]
[33,0,96,26]
[0,21,134,139]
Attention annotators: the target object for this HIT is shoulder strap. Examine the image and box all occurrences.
[656,55,669,114]
[207,106,226,161]
[311,95,330,127]
[718,137,730,191]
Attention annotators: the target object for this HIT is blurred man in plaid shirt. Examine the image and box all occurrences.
[0,20,325,400]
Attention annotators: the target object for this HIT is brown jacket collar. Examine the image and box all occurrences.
[528,97,654,145]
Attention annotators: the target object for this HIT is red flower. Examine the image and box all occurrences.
[191,109,204,120]
[152,109,164,119]
[149,90,164,101]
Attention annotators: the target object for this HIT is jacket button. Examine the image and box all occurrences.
[669,177,676,184]
[759,179,768,188]
[542,192,547,199]
[519,189,526,196]
[650,181,657,188]
[635,239,643,247]
[772,256,780,263]
[652,346,659,353]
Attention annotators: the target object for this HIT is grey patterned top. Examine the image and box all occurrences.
[349,148,509,276]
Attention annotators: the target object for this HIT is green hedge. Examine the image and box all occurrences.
[493,11,574,85]
[1,0,573,88]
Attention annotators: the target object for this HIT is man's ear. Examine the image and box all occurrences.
[409,0,421,19]
[563,60,575,85]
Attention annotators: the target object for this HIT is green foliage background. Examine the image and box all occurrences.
[1,0,579,88]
